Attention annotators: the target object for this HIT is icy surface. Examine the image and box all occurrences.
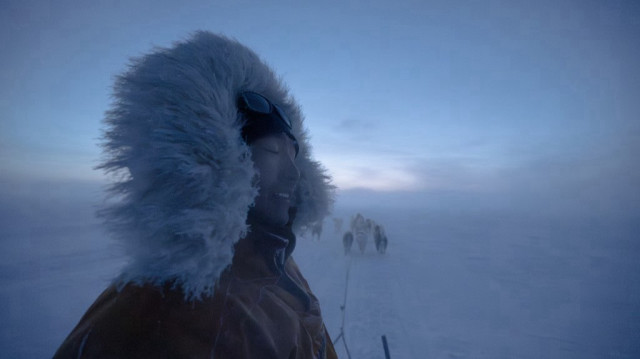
[296,206,640,359]
[1,192,639,358]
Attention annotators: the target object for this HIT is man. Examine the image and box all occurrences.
[54,31,337,358]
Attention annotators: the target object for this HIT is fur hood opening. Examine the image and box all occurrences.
[97,31,334,300]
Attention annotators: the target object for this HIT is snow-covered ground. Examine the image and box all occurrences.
[1,187,639,358]
[298,206,640,358]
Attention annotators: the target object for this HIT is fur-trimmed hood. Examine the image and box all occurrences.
[98,31,334,300]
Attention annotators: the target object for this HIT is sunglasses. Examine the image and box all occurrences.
[237,91,293,130]
[238,91,299,156]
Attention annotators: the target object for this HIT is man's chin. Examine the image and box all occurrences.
[248,209,289,228]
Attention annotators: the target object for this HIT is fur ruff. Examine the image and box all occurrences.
[98,32,334,300]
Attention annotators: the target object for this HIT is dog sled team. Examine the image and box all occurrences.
[299,213,388,255]
[341,213,388,255]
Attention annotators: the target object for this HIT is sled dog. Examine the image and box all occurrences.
[350,213,369,254]
[342,231,354,255]
[373,224,388,254]
[310,220,323,241]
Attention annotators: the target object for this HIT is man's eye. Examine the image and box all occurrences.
[261,147,279,154]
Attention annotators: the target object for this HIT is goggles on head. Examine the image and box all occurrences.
[238,91,299,156]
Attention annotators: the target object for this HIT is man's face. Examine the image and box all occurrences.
[249,133,300,227]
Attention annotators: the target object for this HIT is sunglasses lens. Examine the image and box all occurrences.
[239,91,293,132]
[273,104,292,129]
[242,92,271,114]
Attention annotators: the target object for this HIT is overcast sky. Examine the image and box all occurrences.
[1,0,638,217]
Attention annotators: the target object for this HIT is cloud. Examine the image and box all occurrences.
[326,132,640,220]
[335,118,374,131]
[499,138,640,216]
[329,163,421,191]
[325,117,381,144]
[0,141,102,182]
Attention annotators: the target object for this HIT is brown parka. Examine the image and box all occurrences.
[53,222,337,358]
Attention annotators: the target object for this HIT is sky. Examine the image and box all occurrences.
[1,0,639,218]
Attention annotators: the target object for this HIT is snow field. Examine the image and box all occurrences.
[295,206,640,358]
[0,196,638,358]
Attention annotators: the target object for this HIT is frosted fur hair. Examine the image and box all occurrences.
[98,31,334,300]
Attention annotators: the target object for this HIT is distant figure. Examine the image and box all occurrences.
[374,224,388,254]
[350,213,368,254]
[365,218,374,234]
[342,231,354,255]
[332,217,344,235]
[310,220,323,241]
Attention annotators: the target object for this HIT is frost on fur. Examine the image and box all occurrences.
[97,32,334,300]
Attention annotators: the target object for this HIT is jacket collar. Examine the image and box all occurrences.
[240,211,297,273]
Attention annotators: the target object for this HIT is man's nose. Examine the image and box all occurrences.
[284,154,300,184]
